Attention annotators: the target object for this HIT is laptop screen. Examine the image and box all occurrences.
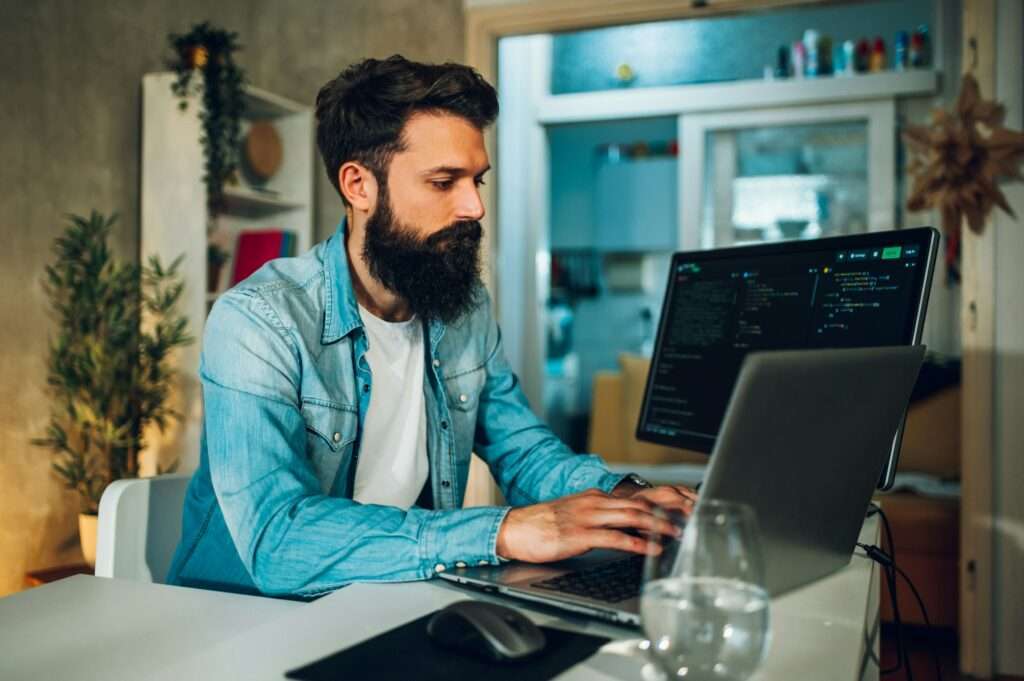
[636,228,938,487]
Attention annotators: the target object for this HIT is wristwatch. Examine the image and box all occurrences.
[624,473,653,489]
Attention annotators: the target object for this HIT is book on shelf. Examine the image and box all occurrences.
[231,229,296,285]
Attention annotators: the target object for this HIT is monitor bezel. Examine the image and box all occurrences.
[634,227,940,490]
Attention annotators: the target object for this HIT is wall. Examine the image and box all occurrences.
[993,0,1023,672]
[0,0,464,597]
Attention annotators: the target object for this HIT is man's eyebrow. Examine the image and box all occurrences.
[422,165,491,177]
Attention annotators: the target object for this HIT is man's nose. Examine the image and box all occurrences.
[454,184,485,222]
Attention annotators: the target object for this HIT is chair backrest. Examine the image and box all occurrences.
[94,474,190,583]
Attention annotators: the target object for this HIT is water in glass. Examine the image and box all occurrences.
[641,500,770,680]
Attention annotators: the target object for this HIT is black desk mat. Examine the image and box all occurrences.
[285,612,610,681]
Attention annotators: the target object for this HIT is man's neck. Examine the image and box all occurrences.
[345,213,414,323]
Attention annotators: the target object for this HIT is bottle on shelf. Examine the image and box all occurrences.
[869,37,887,72]
[894,31,909,71]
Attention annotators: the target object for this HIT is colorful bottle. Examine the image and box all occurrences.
[792,40,806,79]
[775,45,791,79]
[869,37,887,72]
[895,31,909,71]
[855,38,871,73]
[803,29,820,77]
[911,24,930,67]
[819,35,833,75]
[842,40,856,76]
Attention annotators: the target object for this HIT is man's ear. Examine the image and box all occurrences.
[338,162,378,213]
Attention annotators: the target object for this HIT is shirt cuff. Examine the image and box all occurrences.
[417,505,512,577]
[565,453,632,495]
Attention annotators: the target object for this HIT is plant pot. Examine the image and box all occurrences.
[78,512,98,568]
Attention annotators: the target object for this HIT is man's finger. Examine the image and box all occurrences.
[586,529,662,556]
[585,496,657,514]
[673,485,699,502]
[638,487,691,508]
[587,509,679,537]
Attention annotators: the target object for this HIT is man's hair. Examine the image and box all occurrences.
[315,55,499,204]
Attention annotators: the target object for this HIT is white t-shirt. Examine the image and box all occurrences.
[352,305,429,509]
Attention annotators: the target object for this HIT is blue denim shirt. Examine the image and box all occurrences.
[166,221,625,597]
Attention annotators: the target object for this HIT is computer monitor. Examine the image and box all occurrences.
[636,227,939,490]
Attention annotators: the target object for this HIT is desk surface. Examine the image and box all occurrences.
[0,519,879,681]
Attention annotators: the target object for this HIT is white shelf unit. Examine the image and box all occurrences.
[141,72,313,472]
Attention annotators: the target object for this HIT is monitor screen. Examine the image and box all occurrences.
[636,227,938,489]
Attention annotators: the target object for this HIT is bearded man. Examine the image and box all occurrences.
[167,55,695,597]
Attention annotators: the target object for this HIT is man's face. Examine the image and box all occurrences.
[382,112,490,240]
[361,113,491,323]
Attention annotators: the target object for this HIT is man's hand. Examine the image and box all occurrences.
[610,481,698,517]
[495,489,680,563]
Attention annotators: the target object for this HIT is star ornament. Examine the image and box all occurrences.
[904,73,1024,280]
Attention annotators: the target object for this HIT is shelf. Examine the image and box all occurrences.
[242,85,307,119]
[537,70,941,124]
[141,72,313,473]
[221,186,305,217]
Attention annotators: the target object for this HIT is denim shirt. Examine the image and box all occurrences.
[166,221,625,597]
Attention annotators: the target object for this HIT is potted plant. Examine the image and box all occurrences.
[167,21,246,218]
[32,211,192,566]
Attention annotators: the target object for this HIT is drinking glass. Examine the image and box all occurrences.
[640,500,771,681]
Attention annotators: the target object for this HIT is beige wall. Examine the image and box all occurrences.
[0,0,464,597]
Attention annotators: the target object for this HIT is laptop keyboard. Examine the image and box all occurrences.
[530,555,644,603]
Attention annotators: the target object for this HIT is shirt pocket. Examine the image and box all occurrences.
[443,367,485,457]
[444,366,485,413]
[301,400,358,494]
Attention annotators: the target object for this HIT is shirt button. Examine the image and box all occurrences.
[441,421,449,430]
[432,359,441,368]
[441,480,451,488]
[332,432,341,443]
[459,394,468,403]
[455,561,467,568]
[434,563,446,573]
[362,384,369,394]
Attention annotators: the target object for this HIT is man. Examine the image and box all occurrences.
[167,55,695,597]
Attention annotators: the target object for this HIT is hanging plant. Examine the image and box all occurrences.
[167,22,246,218]
[904,73,1024,281]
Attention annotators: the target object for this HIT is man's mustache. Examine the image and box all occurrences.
[425,220,483,249]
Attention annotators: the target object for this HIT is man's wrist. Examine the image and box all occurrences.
[611,473,653,498]
[495,506,518,561]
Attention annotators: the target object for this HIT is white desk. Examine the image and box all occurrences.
[0,575,299,681]
[0,519,879,681]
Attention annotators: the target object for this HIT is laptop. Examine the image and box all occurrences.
[440,229,938,626]
[440,345,924,626]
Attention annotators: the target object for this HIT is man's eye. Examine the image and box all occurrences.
[474,177,487,187]
[431,179,453,190]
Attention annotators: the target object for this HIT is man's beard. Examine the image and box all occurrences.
[362,181,483,324]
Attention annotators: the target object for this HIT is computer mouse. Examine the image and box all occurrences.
[426,600,546,662]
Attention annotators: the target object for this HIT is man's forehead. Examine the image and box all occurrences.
[396,112,489,171]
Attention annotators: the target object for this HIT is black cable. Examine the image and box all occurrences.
[858,542,906,676]
[859,539,945,681]
[863,505,908,677]
[894,563,943,681]
[868,502,896,563]
[886,560,913,680]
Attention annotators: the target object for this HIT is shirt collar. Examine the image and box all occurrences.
[321,217,363,344]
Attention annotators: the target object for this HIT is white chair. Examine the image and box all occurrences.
[95,474,190,583]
